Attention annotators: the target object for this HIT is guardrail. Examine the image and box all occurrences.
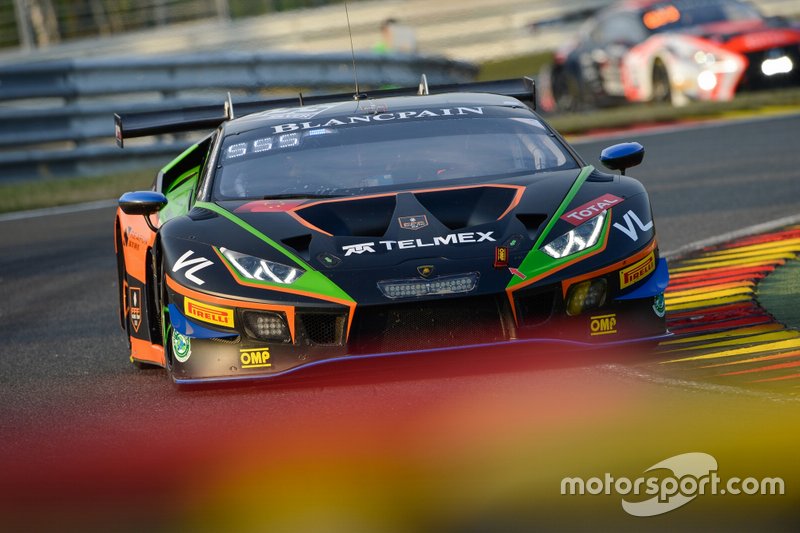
[0,51,477,182]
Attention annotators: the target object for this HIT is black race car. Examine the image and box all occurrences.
[114,77,669,383]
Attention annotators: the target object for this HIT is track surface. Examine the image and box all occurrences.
[2,113,800,530]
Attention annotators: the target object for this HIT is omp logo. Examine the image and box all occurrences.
[342,242,376,256]
[184,297,234,328]
[590,313,617,336]
[620,252,656,289]
[614,210,653,241]
[561,452,785,517]
[240,348,271,369]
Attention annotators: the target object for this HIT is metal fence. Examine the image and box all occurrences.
[0,51,477,181]
[3,0,350,51]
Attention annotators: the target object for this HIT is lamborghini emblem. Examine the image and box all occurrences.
[417,265,435,278]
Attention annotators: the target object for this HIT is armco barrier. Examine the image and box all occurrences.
[0,51,477,181]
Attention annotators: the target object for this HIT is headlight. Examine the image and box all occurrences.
[542,212,605,259]
[220,247,304,284]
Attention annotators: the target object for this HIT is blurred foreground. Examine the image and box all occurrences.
[1,341,797,531]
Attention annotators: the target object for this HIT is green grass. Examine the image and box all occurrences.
[550,89,800,135]
[0,170,155,213]
[477,52,553,82]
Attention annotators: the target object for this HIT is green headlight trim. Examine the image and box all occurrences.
[196,201,354,303]
[506,165,603,289]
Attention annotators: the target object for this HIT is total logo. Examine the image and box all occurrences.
[341,231,496,256]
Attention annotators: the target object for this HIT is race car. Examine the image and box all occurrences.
[114,77,669,384]
[538,0,800,111]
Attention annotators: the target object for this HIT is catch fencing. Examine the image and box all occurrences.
[0,51,477,181]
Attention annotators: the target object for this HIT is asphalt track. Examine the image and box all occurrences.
[2,113,800,530]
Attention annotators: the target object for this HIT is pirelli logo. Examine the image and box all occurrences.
[184,297,234,328]
[619,252,656,289]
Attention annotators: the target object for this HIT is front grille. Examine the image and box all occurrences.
[209,336,241,344]
[513,286,557,328]
[348,295,513,353]
[298,313,347,346]
[738,46,800,92]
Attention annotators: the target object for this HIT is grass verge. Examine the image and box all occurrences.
[0,170,154,213]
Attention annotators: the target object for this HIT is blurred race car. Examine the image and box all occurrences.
[114,78,668,384]
[539,0,800,111]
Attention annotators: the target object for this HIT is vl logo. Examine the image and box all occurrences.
[172,250,213,285]
[614,210,653,241]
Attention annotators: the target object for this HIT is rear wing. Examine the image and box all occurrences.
[114,76,535,148]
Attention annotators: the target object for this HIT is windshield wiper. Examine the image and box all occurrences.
[261,193,341,200]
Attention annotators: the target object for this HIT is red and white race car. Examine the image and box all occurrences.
[539,0,800,111]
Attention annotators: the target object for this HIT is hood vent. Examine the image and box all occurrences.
[516,213,547,239]
[296,196,396,237]
[293,186,520,237]
[414,187,518,230]
[188,207,218,220]
[281,234,312,261]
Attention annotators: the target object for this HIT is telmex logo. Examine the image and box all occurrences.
[341,231,496,256]
[620,252,656,289]
[590,313,617,336]
[240,348,271,369]
[184,297,234,328]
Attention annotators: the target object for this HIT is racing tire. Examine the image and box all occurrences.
[552,69,582,112]
[117,224,155,370]
[651,61,672,104]
[115,224,130,338]
[157,254,177,380]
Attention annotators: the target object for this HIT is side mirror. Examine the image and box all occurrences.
[118,191,168,216]
[600,142,644,175]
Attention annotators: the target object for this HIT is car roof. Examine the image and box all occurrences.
[222,92,532,136]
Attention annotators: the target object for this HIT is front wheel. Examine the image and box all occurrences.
[651,61,672,104]
[552,69,583,112]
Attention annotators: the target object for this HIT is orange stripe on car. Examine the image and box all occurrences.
[165,274,298,342]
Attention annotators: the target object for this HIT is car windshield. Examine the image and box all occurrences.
[641,0,761,32]
[212,114,578,199]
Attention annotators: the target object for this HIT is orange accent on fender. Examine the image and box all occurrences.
[165,274,298,342]
[560,239,658,298]
[117,208,158,285]
[130,337,165,367]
